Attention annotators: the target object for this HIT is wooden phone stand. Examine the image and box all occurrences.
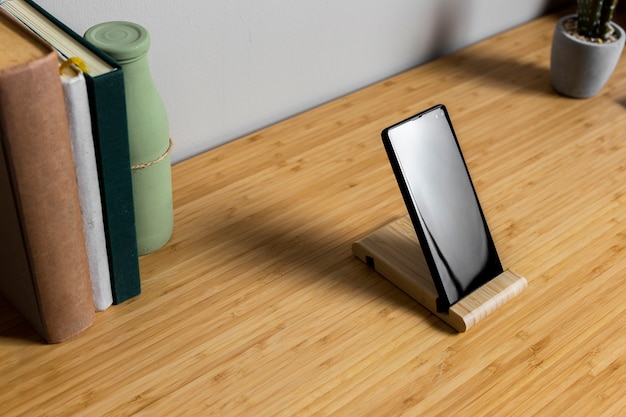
[352,215,527,332]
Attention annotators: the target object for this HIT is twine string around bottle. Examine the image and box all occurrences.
[132,138,173,171]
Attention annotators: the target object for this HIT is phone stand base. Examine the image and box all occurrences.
[352,215,527,332]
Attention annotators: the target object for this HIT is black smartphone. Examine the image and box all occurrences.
[381,104,503,312]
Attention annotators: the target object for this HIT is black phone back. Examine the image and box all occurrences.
[381,104,503,311]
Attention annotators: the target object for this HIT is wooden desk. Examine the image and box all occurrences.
[2,8,625,416]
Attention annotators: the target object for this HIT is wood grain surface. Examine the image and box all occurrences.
[1,7,625,416]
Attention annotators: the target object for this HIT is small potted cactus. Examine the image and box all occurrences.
[550,0,624,98]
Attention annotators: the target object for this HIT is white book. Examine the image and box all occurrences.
[61,65,113,311]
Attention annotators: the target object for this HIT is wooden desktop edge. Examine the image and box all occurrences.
[352,216,528,332]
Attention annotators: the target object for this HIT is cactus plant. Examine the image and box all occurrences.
[577,0,620,42]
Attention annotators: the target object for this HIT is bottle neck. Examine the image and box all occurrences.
[117,52,154,87]
[115,51,149,67]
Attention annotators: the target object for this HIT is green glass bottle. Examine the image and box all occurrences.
[85,21,173,256]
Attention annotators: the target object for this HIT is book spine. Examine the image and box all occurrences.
[86,70,141,304]
[62,71,113,311]
[0,49,95,343]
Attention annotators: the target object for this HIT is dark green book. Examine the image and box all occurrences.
[2,0,141,304]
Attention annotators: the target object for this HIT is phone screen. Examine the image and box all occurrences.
[382,105,502,311]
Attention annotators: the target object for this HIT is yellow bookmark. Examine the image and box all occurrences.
[59,56,89,75]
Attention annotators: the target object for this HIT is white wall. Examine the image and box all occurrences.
[37,0,570,163]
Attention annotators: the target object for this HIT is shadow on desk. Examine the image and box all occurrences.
[212,207,457,335]
[0,298,42,344]
[442,50,554,96]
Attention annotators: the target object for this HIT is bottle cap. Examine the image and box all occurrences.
[84,21,150,62]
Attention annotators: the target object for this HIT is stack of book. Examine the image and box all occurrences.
[0,0,142,343]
